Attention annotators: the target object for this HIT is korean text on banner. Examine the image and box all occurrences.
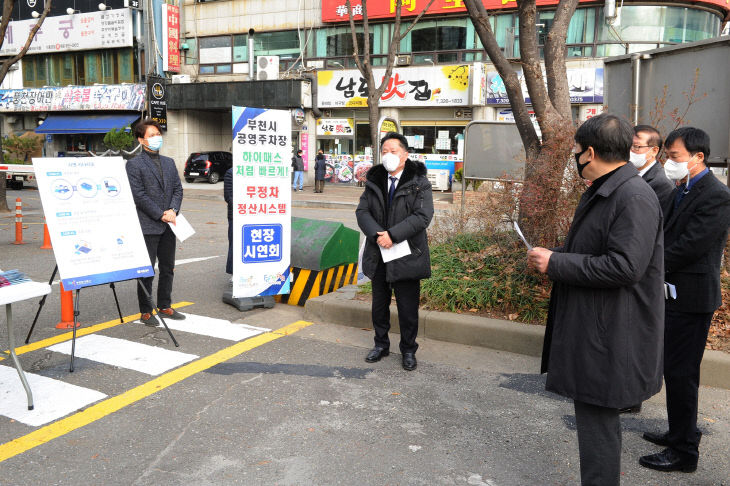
[231,107,292,298]
[33,157,154,290]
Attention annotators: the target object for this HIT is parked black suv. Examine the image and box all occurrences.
[184,151,232,184]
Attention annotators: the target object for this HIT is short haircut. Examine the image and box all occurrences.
[380,132,408,151]
[134,118,161,139]
[297,149,303,154]
[634,124,663,151]
[574,113,633,163]
[665,127,711,159]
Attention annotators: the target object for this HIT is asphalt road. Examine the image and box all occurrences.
[1,187,729,485]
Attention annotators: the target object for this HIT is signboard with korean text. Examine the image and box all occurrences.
[33,157,153,290]
[162,4,181,73]
[323,154,354,184]
[0,84,146,112]
[321,0,601,22]
[231,107,292,298]
[317,65,470,108]
[0,9,133,56]
[316,118,354,137]
[486,67,604,105]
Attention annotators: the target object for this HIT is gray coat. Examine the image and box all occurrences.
[541,163,665,409]
[291,155,304,171]
[356,159,433,282]
[126,150,183,235]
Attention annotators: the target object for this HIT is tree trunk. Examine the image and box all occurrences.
[0,173,8,213]
[369,100,380,159]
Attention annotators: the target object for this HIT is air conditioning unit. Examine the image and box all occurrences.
[396,54,411,66]
[256,56,279,80]
[171,74,191,84]
[427,169,451,192]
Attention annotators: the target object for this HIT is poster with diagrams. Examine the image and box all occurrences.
[33,157,153,290]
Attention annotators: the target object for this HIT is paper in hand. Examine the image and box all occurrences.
[513,221,533,250]
[379,240,411,263]
[168,213,195,242]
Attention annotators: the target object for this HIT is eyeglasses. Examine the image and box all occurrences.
[630,145,653,151]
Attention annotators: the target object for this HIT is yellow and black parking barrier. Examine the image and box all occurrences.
[278,263,358,306]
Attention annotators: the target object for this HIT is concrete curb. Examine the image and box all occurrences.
[304,285,730,390]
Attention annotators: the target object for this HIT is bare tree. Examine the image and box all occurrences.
[464,0,579,244]
[0,0,52,212]
[345,0,435,155]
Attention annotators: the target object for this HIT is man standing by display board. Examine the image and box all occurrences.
[126,119,185,326]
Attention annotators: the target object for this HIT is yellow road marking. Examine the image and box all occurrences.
[0,320,313,463]
[0,302,194,361]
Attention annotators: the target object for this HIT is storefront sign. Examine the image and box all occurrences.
[487,67,604,104]
[0,9,133,56]
[33,157,154,290]
[162,4,181,73]
[321,0,601,22]
[300,132,309,170]
[496,108,541,138]
[147,77,167,130]
[323,154,354,184]
[316,118,354,136]
[231,106,292,298]
[318,65,470,108]
[0,84,146,112]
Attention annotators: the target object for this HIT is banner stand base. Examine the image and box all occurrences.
[222,291,275,312]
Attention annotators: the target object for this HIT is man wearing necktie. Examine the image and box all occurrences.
[639,127,730,473]
[356,132,433,371]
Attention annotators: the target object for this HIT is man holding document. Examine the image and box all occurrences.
[356,132,434,371]
[126,118,186,327]
[527,114,664,485]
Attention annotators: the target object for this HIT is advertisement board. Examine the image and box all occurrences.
[0,9,133,56]
[162,4,181,73]
[33,157,153,290]
[486,67,604,104]
[0,84,146,112]
[318,65,470,108]
[231,107,292,298]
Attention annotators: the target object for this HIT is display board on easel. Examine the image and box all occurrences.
[32,157,153,290]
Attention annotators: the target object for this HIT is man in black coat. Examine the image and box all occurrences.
[291,149,304,191]
[314,149,326,193]
[356,132,433,371]
[528,114,664,485]
[639,127,730,473]
[126,119,185,326]
[630,125,674,213]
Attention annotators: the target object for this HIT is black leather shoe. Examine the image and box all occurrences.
[642,430,670,446]
[639,448,697,473]
[402,353,417,371]
[365,347,389,363]
[619,404,642,414]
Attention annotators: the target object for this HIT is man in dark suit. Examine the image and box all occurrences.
[630,125,674,212]
[356,132,433,371]
[126,119,185,326]
[528,114,664,485]
[639,127,730,473]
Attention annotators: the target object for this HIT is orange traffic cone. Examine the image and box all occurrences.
[40,222,52,249]
[56,283,80,329]
[13,197,25,245]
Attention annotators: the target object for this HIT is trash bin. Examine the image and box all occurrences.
[278,217,360,306]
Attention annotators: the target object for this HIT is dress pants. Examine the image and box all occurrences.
[664,309,713,460]
[315,179,324,192]
[574,400,621,486]
[138,227,176,313]
[370,260,420,354]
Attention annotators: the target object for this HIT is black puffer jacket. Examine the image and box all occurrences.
[356,159,434,282]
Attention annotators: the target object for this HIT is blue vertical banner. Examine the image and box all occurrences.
[231,106,292,297]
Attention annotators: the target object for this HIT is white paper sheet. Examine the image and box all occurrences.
[379,240,411,263]
[513,221,533,250]
[169,213,195,242]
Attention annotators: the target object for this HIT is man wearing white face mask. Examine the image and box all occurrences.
[356,132,433,371]
[639,127,730,473]
[630,125,674,213]
[126,119,185,327]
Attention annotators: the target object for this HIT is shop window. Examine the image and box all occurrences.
[254,30,300,56]
[199,65,215,74]
[233,34,248,62]
[85,52,101,84]
[403,125,464,154]
[184,38,198,65]
[22,58,36,87]
[36,57,48,85]
[327,33,372,57]
[597,6,720,45]
[101,51,115,84]
[411,26,466,52]
[61,54,75,85]
[117,49,134,83]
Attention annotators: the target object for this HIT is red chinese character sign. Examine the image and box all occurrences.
[232,107,292,298]
[162,4,180,73]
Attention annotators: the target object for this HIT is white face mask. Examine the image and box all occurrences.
[629,151,647,169]
[381,152,401,173]
[664,158,690,181]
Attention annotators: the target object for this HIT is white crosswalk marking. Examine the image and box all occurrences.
[0,365,107,427]
[149,313,269,341]
[47,335,199,375]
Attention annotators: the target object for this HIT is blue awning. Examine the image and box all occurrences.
[35,113,140,134]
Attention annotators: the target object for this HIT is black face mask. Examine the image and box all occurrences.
[574,147,590,179]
